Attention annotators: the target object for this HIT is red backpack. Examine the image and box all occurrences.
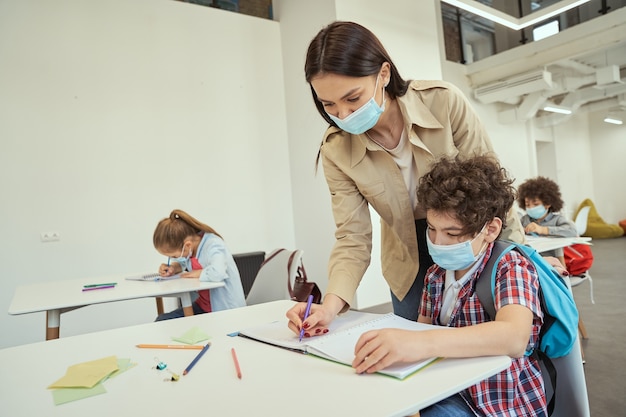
[563,244,594,276]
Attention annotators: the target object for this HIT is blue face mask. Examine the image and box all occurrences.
[426,227,486,271]
[327,75,385,135]
[526,205,548,219]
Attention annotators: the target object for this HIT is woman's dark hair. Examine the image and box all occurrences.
[417,155,515,237]
[517,176,564,212]
[305,21,410,126]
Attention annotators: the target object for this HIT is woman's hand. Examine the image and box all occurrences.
[286,302,333,338]
[543,256,569,276]
[286,294,347,338]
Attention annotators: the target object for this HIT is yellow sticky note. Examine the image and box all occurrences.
[48,355,119,389]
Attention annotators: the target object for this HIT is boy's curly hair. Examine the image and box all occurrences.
[417,155,515,237]
[516,176,564,212]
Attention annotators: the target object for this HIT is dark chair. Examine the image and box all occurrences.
[233,251,266,298]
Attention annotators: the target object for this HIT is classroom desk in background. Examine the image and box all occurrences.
[0,300,511,417]
[525,235,592,254]
[8,274,225,340]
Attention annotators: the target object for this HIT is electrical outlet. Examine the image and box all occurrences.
[41,231,60,242]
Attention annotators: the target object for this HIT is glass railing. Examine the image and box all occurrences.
[174,0,273,20]
[441,0,626,64]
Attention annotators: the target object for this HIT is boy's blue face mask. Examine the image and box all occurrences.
[327,75,385,135]
[426,226,486,271]
[526,204,548,219]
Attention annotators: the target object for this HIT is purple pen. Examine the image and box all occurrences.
[299,294,314,342]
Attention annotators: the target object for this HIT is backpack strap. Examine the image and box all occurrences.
[475,240,516,321]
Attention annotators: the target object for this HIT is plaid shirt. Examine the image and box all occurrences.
[420,242,547,417]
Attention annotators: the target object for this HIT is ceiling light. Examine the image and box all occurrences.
[543,105,572,115]
[603,116,623,125]
[441,0,592,30]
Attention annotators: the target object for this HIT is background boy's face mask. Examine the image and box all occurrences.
[526,204,548,219]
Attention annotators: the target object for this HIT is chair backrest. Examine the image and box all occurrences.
[245,248,296,306]
[546,331,590,417]
[575,205,591,236]
[233,251,266,297]
[546,279,591,417]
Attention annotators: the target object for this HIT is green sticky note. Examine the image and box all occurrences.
[105,358,137,380]
[172,326,210,344]
[51,384,107,405]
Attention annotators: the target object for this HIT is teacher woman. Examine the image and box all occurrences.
[287,21,524,337]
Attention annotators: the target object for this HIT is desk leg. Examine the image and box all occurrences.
[46,309,61,340]
[155,297,164,315]
[180,293,194,317]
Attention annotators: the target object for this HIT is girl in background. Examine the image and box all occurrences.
[517,176,577,262]
[153,209,245,321]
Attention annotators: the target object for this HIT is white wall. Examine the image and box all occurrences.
[588,111,626,224]
[534,116,597,220]
[0,0,294,348]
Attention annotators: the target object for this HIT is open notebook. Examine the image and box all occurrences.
[238,311,438,380]
[125,273,181,281]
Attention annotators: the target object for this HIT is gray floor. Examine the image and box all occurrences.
[572,237,626,417]
[360,236,626,416]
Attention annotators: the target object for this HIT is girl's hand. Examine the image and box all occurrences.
[159,262,181,276]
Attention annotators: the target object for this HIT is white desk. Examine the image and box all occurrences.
[8,274,225,340]
[525,235,592,253]
[0,300,510,417]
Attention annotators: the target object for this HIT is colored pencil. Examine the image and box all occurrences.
[231,348,242,379]
[136,344,205,350]
[183,342,211,375]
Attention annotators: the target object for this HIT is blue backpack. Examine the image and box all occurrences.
[475,240,580,416]
[476,240,579,358]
